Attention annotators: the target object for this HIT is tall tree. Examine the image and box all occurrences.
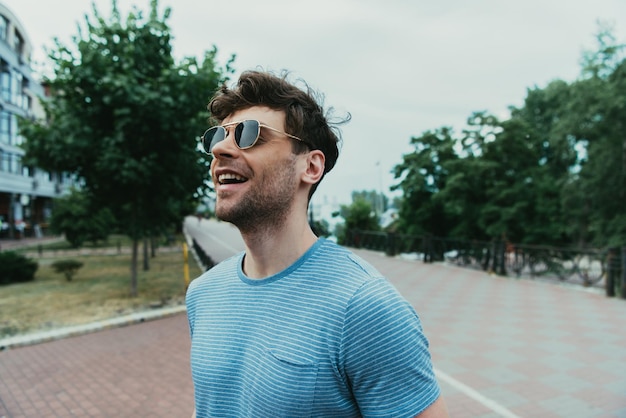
[392,25,626,249]
[338,198,380,245]
[392,126,458,237]
[495,81,578,245]
[351,190,388,215]
[20,0,233,296]
[578,24,626,246]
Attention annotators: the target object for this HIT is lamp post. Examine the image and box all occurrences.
[376,160,384,217]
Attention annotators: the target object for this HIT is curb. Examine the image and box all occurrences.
[0,305,187,351]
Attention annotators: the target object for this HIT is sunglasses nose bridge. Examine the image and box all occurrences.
[209,126,241,156]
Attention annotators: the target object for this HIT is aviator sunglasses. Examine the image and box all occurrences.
[201,119,308,154]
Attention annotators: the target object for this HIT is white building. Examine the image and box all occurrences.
[0,2,72,238]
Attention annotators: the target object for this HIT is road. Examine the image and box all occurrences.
[183,216,245,263]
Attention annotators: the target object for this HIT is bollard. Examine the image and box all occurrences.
[385,232,397,257]
[621,247,626,299]
[606,247,618,297]
[183,242,190,290]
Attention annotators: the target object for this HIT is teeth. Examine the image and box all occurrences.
[218,173,246,183]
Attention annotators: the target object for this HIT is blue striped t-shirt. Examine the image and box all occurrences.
[186,238,440,417]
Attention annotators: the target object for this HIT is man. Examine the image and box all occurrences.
[186,70,448,417]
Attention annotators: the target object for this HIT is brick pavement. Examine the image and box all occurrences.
[0,314,193,417]
[354,249,626,418]
[1,218,625,417]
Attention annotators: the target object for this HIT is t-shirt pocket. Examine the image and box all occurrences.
[246,347,319,417]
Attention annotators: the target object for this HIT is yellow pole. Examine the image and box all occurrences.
[183,242,190,289]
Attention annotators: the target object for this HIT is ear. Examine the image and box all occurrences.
[300,150,325,186]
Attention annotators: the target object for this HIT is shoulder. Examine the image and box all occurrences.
[308,241,418,329]
[310,240,384,282]
[186,252,242,312]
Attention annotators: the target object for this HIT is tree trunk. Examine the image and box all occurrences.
[143,237,149,271]
[622,136,625,201]
[131,239,139,297]
[151,236,156,258]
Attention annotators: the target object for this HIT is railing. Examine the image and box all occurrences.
[190,238,215,271]
[343,230,626,299]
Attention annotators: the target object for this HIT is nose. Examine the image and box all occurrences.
[209,129,239,159]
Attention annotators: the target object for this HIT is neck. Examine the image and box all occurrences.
[238,209,318,279]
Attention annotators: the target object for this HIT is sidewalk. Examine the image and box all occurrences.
[353,249,626,418]
[1,219,625,417]
[0,235,65,252]
[0,312,194,418]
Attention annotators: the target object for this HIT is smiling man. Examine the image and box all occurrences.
[186,70,448,418]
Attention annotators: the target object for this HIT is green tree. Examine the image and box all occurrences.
[351,190,388,215]
[20,0,233,296]
[309,218,331,237]
[576,24,626,246]
[393,25,626,249]
[391,126,459,237]
[338,199,379,244]
[505,80,586,245]
[572,69,626,246]
[49,188,115,248]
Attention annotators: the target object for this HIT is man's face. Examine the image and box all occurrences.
[209,106,302,232]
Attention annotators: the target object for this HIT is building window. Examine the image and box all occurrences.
[23,93,32,111]
[21,77,30,110]
[13,32,24,58]
[0,15,7,43]
[11,72,22,107]
[9,152,21,174]
[0,150,18,173]
[0,110,10,145]
[0,67,10,102]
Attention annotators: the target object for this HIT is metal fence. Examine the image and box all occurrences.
[343,230,626,299]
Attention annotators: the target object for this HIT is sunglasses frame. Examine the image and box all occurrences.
[201,119,308,154]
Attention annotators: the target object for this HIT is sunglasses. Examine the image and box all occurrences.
[201,119,308,154]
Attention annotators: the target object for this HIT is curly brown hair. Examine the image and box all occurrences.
[208,70,349,198]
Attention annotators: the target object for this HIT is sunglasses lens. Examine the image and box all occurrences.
[203,127,226,153]
[204,120,261,153]
[235,120,260,149]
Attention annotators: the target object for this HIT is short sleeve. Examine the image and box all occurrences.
[340,278,441,417]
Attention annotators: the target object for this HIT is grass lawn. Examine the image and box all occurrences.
[0,235,203,338]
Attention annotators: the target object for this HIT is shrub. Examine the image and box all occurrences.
[0,252,38,285]
[49,189,115,248]
[51,259,84,281]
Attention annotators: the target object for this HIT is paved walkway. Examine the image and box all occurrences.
[0,313,193,417]
[354,250,626,418]
[0,236,65,252]
[0,217,625,417]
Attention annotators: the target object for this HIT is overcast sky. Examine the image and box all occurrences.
[4,0,626,207]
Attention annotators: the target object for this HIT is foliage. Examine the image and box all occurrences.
[351,190,388,215]
[310,218,331,237]
[391,25,626,248]
[49,189,115,247]
[19,0,233,296]
[338,199,379,244]
[51,259,84,281]
[0,252,38,285]
[391,127,459,237]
